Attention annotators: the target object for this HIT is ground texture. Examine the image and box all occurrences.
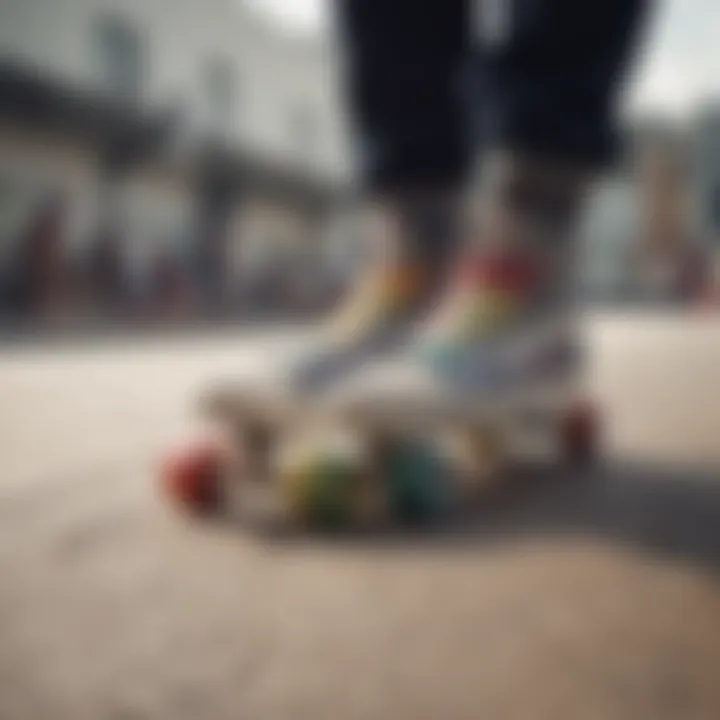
[1,318,719,720]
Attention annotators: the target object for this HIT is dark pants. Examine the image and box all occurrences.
[336,0,648,194]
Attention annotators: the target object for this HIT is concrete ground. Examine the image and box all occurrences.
[0,315,719,720]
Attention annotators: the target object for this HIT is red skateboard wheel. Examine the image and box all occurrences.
[160,437,226,514]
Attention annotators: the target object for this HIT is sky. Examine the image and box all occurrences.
[244,0,325,34]
[244,0,720,118]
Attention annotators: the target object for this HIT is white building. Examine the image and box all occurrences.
[0,0,351,297]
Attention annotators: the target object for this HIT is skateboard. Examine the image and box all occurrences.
[160,373,599,532]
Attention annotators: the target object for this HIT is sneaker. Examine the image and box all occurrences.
[321,153,589,425]
[210,196,459,412]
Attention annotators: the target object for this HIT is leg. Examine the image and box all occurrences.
[206,2,474,453]
[325,0,651,436]
[337,0,471,196]
[476,0,649,167]
[262,0,475,389]
[414,0,652,352]
[471,0,650,236]
[333,0,470,275]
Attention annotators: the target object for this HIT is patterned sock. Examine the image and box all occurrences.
[418,152,590,360]
[325,194,460,343]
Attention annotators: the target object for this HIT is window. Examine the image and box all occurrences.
[95,16,143,102]
[204,58,236,131]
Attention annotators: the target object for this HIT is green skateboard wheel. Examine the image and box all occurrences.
[279,448,358,528]
[383,441,450,522]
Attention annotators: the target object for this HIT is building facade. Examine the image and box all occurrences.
[0,0,351,317]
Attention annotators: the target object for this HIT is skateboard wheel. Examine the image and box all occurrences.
[278,444,360,529]
[379,439,451,523]
[161,437,226,515]
[560,400,599,466]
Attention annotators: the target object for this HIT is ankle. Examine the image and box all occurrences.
[370,191,461,275]
[461,152,592,300]
[472,151,590,247]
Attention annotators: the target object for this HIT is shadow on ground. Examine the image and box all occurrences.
[458,462,720,567]
[240,462,720,571]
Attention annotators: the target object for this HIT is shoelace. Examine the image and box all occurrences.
[421,251,540,349]
[325,264,427,342]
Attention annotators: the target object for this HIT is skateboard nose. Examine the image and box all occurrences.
[197,383,233,419]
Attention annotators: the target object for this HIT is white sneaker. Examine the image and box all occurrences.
[321,249,583,427]
[206,263,430,416]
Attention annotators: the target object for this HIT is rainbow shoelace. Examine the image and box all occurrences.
[325,264,427,344]
[419,252,538,363]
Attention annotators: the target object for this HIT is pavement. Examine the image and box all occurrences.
[0,315,719,720]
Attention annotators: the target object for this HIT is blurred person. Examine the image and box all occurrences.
[148,247,193,319]
[629,140,706,306]
[5,194,67,319]
[192,220,231,316]
[85,224,129,316]
[233,0,648,411]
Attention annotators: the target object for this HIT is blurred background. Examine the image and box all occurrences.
[0,0,356,331]
[1,4,720,720]
[1,0,720,334]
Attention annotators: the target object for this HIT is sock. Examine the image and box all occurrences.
[326,193,461,340]
[468,151,591,305]
[419,153,592,354]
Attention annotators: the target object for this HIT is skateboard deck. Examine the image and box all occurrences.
[166,373,599,531]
